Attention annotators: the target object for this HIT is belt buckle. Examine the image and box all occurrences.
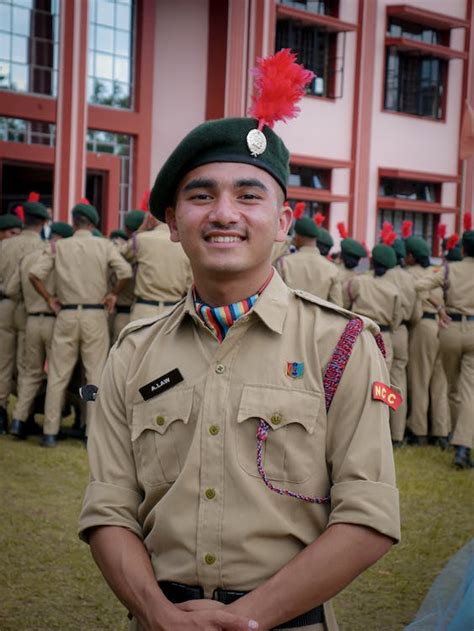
[77,304,83,311]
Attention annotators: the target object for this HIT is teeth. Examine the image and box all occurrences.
[208,236,243,243]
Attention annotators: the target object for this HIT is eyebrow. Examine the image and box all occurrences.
[181,177,269,193]
[182,178,216,192]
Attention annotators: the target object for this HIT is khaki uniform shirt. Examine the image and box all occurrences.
[385,267,420,325]
[79,272,400,619]
[336,265,358,309]
[30,229,132,304]
[0,230,44,298]
[348,274,402,330]
[271,240,291,264]
[444,258,474,314]
[406,265,444,314]
[6,245,54,314]
[121,224,192,303]
[276,247,342,306]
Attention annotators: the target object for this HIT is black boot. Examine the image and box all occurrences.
[0,406,7,435]
[431,436,450,450]
[453,446,472,469]
[40,434,58,448]
[10,418,27,439]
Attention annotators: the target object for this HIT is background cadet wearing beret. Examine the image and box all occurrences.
[439,228,474,468]
[7,224,73,438]
[0,196,48,434]
[276,217,342,306]
[404,236,450,445]
[29,202,133,447]
[79,51,399,631]
[335,229,367,309]
[0,213,23,241]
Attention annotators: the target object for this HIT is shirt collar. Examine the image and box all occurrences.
[73,229,93,238]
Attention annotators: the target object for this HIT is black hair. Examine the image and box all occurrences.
[415,254,431,268]
[374,262,387,277]
[341,251,360,269]
[316,242,330,256]
[463,241,474,257]
[24,215,45,228]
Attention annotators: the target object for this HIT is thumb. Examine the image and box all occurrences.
[215,610,259,630]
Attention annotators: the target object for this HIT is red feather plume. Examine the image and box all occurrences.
[436,223,447,240]
[446,234,460,250]
[79,197,91,205]
[337,222,348,240]
[463,212,472,231]
[314,212,325,227]
[27,191,40,202]
[380,221,393,238]
[383,231,397,247]
[248,49,315,130]
[401,220,413,239]
[14,205,25,222]
[293,202,305,220]
[139,190,150,212]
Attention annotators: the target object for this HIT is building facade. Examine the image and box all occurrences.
[0,0,473,250]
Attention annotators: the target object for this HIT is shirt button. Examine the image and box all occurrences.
[215,364,225,374]
[209,424,220,436]
[205,488,216,500]
[270,414,282,425]
[155,415,165,426]
[204,553,216,565]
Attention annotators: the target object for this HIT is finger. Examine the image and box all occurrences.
[214,610,259,630]
[176,599,225,612]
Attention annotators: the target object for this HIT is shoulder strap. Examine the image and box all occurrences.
[323,317,364,412]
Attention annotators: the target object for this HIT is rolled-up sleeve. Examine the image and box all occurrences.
[30,248,54,281]
[107,241,133,280]
[78,341,142,543]
[326,328,401,542]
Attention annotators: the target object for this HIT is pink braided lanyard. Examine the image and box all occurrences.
[254,317,367,505]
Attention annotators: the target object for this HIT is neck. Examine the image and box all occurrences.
[193,267,272,306]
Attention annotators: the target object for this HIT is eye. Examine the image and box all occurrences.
[190,193,213,201]
[239,192,261,201]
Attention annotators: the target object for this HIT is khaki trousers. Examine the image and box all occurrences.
[130,302,171,322]
[407,318,450,437]
[439,320,474,449]
[43,309,110,436]
[13,314,55,421]
[389,324,408,442]
[0,299,26,407]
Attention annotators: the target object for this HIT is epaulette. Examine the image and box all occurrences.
[293,289,379,334]
[116,299,185,347]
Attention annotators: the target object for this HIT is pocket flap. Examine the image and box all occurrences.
[237,385,321,434]
[131,386,194,440]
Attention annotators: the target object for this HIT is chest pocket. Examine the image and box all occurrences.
[131,386,194,487]
[236,385,322,484]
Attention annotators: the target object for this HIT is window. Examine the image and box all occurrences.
[0,0,60,96]
[279,0,338,17]
[0,116,55,146]
[288,199,330,225]
[88,0,135,109]
[86,129,132,222]
[387,18,448,46]
[378,209,437,250]
[276,19,336,97]
[379,177,440,203]
[289,165,331,189]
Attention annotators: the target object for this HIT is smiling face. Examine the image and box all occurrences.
[166,162,292,287]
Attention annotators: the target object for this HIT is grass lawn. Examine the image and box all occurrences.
[0,432,472,631]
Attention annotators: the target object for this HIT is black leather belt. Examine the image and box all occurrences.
[115,305,131,314]
[61,304,104,310]
[157,581,324,628]
[447,313,474,322]
[422,312,437,320]
[29,312,55,317]
[378,325,391,332]
[401,320,410,327]
[136,297,176,307]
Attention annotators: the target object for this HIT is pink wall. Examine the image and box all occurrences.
[150,0,209,180]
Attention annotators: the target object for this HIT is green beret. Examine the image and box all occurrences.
[372,244,397,269]
[50,222,73,238]
[72,203,100,227]
[23,201,49,220]
[405,236,430,258]
[316,227,333,248]
[294,217,318,238]
[0,214,23,230]
[462,230,474,250]
[392,238,406,259]
[110,229,128,241]
[446,245,462,262]
[341,238,367,259]
[92,228,103,237]
[150,117,290,221]
[124,209,146,232]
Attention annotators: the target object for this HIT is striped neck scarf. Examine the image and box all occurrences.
[193,271,273,342]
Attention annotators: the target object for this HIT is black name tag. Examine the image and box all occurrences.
[139,368,184,401]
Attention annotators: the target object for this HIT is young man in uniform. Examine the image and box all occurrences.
[79,113,400,630]
[0,213,23,241]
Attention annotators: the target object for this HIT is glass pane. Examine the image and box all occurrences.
[114,56,129,82]
[0,61,10,87]
[0,33,11,60]
[12,7,30,36]
[95,52,113,78]
[88,51,94,75]
[93,78,113,103]
[115,29,130,56]
[12,35,28,64]
[0,5,12,28]
[11,62,28,91]
[96,26,114,53]
[116,3,131,30]
[96,1,114,27]
[15,0,33,7]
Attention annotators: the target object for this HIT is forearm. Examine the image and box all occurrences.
[29,273,51,302]
[111,277,128,296]
[89,526,178,630]
[228,523,393,630]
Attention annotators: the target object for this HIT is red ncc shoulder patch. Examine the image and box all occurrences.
[372,382,402,411]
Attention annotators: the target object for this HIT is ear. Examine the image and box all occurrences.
[275,204,293,243]
[165,207,180,242]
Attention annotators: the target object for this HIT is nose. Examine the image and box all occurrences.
[208,193,239,225]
